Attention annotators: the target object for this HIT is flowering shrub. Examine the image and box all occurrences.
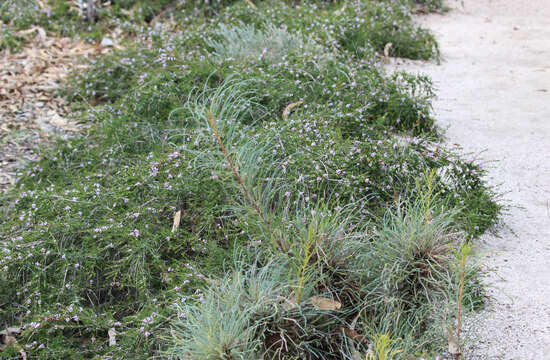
[0,0,43,29]
[220,0,439,60]
[0,0,498,358]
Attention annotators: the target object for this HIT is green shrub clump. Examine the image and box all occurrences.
[0,0,499,358]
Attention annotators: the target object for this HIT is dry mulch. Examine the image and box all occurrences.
[0,27,113,192]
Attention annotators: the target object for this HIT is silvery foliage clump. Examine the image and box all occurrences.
[207,21,330,63]
[168,260,288,360]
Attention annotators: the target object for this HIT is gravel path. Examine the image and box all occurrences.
[394,0,550,358]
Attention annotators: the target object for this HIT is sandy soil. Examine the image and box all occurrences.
[393,0,550,358]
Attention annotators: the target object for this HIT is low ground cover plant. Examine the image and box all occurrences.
[0,0,180,45]
[1,0,498,358]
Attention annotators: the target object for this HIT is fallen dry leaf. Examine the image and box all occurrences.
[108,328,117,346]
[310,296,341,311]
[49,113,80,131]
[0,327,26,359]
[340,327,368,343]
[282,100,304,121]
[3,335,17,346]
[172,210,182,232]
[244,0,257,10]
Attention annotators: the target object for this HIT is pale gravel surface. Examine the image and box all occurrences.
[393,0,550,358]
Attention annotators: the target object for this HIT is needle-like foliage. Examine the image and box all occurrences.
[0,0,499,358]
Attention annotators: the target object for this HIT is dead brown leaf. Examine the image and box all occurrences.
[2,335,17,346]
[310,296,341,311]
[108,328,117,346]
[171,210,182,232]
[282,100,304,121]
[244,0,257,10]
[340,327,368,343]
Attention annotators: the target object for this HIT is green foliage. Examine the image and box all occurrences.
[0,27,24,52]
[349,187,458,342]
[168,258,354,360]
[218,0,439,61]
[337,0,440,60]
[0,0,42,29]
[366,333,403,360]
[0,0,179,48]
[168,260,275,359]
[0,0,501,358]
[207,21,330,63]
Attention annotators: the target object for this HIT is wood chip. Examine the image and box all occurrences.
[0,29,104,192]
